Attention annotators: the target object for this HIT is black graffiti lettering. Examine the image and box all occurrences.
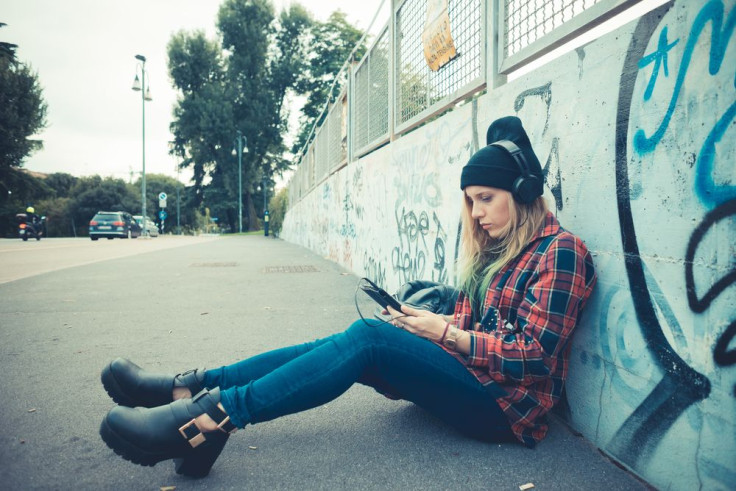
[432,212,448,284]
[685,200,736,313]
[542,137,563,211]
[514,82,552,135]
[714,320,736,366]
[393,208,430,284]
[391,247,427,284]
[363,252,387,287]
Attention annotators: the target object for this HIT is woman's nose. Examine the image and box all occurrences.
[471,202,483,218]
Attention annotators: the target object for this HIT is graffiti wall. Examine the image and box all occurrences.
[282,1,735,489]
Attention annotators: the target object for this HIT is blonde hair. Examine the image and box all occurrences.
[457,191,549,316]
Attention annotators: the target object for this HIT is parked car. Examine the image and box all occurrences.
[133,215,159,237]
[89,211,141,240]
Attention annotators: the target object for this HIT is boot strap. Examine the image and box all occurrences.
[178,389,237,448]
[173,368,205,393]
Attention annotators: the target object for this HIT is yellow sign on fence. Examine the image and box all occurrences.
[422,0,457,71]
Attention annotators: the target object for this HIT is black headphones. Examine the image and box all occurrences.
[489,139,543,204]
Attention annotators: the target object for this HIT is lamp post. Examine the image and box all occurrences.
[261,176,269,237]
[232,131,248,233]
[132,54,152,237]
[176,164,181,235]
[262,177,267,212]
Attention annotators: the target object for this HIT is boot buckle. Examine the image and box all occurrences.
[179,419,206,448]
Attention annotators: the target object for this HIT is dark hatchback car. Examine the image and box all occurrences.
[89,211,141,240]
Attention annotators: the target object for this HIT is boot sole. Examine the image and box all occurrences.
[100,414,227,477]
[99,415,170,467]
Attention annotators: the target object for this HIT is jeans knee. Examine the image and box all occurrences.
[346,318,406,347]
[346,318,380,340]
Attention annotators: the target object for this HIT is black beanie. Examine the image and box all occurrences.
[460,116,543,192]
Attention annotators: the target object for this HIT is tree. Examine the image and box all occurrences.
[168,30,229,193]
[0,22,49,237]
[168,0,313,232]
[0,23,48,186]
[292,11,366,154]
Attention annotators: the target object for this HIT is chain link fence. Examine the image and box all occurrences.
[395,0,484,132]
[499,0,640,72]
[353,26,390,156]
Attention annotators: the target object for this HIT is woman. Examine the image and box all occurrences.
[99,116,596,477]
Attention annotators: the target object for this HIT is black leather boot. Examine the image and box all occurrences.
[100,387,236,478]
[101,358,205,408]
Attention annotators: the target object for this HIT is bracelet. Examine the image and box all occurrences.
[439,322,450,343]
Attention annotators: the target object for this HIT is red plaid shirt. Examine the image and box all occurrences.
[448,212,596,447]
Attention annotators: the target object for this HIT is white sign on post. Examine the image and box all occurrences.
[159,192,167,208]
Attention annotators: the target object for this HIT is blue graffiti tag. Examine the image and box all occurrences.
[696,100,736,207]
[633,1,736,155]
[638,26,679,101]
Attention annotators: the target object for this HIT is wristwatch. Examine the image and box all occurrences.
[443,326,460,350]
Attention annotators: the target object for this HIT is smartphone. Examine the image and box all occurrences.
[360,278,403,311]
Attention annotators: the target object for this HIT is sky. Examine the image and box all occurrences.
[3,0,388,185]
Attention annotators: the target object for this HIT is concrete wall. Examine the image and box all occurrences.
[282,1,736,489]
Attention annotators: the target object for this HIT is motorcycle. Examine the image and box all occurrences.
[16,213,46,241]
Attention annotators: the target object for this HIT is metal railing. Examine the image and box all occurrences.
[288,0,644,208]
[498,0,642,73]
[353,25,391,157]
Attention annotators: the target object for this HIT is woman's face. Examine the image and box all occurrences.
[465,185,511,239]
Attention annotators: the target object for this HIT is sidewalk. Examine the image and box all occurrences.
[0,235,648,490]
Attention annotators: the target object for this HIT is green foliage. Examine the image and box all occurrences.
[0,169,202,238]
[268,187,289,235]
[168,0,316,233]
[44,172,78,198]
[0,57,47,173]
[167,30,225,95]
[68,176,138,234]
[292,11,366,154]
[0,23,48,212]
[35,196,72,237]
[26,173,78,236]
[0,169,50,237]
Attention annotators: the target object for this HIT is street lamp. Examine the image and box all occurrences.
[132,54,152,237]
[232,131,249,233]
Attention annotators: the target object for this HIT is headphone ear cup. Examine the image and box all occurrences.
[512,175,543,204]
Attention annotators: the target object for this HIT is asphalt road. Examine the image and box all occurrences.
[0,236,648,490]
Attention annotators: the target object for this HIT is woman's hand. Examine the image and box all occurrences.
[386,304,447,342]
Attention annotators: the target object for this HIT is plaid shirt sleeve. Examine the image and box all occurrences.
[465,234,594,386]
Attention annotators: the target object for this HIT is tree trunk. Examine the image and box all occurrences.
[245,191,259,231]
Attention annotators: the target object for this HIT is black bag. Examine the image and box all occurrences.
[393,280,460,315]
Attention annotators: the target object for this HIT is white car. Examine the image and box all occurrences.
[133,215,159,237]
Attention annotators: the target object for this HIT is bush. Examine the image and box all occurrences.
[268,187,289,236]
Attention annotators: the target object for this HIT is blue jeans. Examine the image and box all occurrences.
[203,319,515,442]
